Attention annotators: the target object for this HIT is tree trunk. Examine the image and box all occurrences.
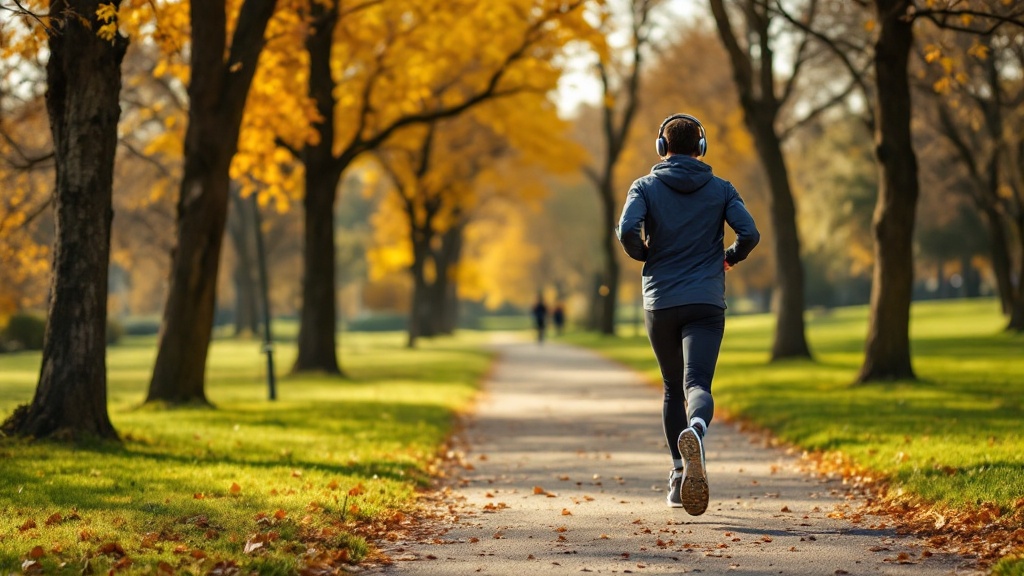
[857,0,918,383]
[293,1,344,374]
[407,234,433,349]
[1008,232,1024,331]
[598,179,620,335]
[2,0,126,440]
[228,190,260,336]
[294,164,343,373]
[978,206,1015,314]
[147,0,278,403]
[749,115,812,360]
[437,223,465,334]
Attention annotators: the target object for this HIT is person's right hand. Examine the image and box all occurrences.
[724,259,732,272]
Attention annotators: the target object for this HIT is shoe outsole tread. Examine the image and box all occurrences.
[678,428,708,516]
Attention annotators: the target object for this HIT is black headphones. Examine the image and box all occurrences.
[655,113,707,158]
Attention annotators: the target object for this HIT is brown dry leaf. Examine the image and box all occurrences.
[533,486,546,495]
[28,546,44,559]
[561,509,572,516]
[761,536,773,543]
[348,484,364,496]
[599,534,609,539]
[193,493,205,500]
[558,475,570,481]
[556,526,568,533]
[273,509,288,520]
[780,506,791,513]
[291,470,303,478]
[327,479,339,490]
[19,519,36,532]
[469,537,479,543]
[79,529,94,542]
[172,544,188,554]
[44,513,62,526]
[98,542,127,557]
[157,561,174,574]
[191,550,207,559]
[230,483,241,494]
[113,557,133,571]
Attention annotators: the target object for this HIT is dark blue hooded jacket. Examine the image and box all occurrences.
[616,155,759,311]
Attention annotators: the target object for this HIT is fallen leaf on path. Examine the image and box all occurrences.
[19,519,36,532]
[780,506,791,513]
[561,509,572,515]
[533,486,546,495]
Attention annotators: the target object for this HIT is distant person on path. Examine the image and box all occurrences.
[531,295,548,344]
[616,113,760,515]
[552,303,566,336]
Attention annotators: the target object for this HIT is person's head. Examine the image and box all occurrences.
[655,114,707,158]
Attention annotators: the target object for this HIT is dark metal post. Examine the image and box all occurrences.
[251,195,277,400]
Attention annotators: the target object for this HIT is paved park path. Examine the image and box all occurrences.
[369,338,979,576]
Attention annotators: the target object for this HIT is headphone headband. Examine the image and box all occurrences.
[656,113,707,157]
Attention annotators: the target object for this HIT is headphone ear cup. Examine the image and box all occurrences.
[698,137,707,156]
[655,137,667,157]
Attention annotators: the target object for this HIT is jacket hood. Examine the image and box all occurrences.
[651,155,713,194]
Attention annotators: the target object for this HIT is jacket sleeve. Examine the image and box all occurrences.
[723,183,760,266]
[617,183,648,262]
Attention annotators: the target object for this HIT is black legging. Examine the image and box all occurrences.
[644,304,725,461]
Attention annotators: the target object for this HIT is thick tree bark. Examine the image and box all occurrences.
[228,190,260,336]
[147,0,278,403]
[295,164,343,373]
[708,0,811,360]
[749,115,812,360]
[294,1,343,374]
[598,178,621,335]
[437,223,465,334]
[978,206,1014,314]
[857,0,918,382]
[2,0,126,440]
[407,233,434,349]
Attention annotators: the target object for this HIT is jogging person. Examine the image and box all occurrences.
[616,113,760,514]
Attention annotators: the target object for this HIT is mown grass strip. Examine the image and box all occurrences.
[0,331,492,574]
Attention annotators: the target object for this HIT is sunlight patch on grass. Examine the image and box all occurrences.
[0,331,492,573]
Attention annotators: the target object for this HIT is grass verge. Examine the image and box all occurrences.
[0,331,492,574]
[568,298,1024,566]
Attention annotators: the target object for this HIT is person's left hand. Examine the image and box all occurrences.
[724,259,732,272]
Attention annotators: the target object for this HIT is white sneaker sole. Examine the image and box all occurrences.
[678,428,708,516]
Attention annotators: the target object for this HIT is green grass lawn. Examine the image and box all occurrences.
[0,332,492,574]
[568,299,1024,512]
